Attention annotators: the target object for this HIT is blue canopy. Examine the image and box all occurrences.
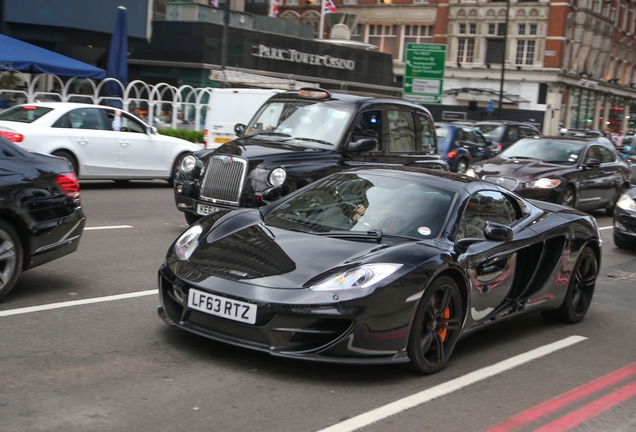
[0,34,106,79]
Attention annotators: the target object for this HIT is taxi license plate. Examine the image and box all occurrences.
[188,288,257,325]
[197,203,221,216]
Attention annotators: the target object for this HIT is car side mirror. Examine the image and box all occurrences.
[584,158,600,168]
[149,126,158,135]
[347,137,378,152]
[234,123,246,138]
[484,221,513,242]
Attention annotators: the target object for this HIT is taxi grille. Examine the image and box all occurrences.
[200,155,247,205]
[482,175,519,191]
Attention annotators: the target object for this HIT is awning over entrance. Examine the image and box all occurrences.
[444,87,529,104]
[0,34,106,79]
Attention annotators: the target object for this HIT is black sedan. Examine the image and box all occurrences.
[613,185,636,250]
[0,136,86,300]
[157,167,601,374]
[467,136,631,215]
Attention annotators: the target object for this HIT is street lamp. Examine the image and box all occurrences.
[498,0,510,120]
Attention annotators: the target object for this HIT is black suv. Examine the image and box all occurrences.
[474,120,541,152]
[173,88,447,224]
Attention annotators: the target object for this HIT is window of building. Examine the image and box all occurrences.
[488,23,496,35]
[529,24,537,35]
[404,25,434,46]
[518,24,526,35]
[367,25,399,58]
[458,38,475,63]
[515,40,535,65]
[286,0,299,4]
[486,39,505,64]
[344,0,357,4]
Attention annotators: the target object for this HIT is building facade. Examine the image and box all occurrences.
[280,0,636,134]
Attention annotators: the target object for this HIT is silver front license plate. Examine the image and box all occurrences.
[188,288,257,325]
[197,203,221,216]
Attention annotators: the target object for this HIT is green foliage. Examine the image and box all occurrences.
[157,128,204,144]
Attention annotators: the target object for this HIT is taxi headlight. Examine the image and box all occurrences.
[310,264,403,291]
[465,168,476,178]
[616,193,636,212]
[269,168,286,187]
[525,178,561,189]
[174,224,202,260]
[180,155,197,174]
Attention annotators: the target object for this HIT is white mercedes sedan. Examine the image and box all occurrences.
[0,102,201,184]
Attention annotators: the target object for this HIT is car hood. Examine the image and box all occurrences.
[182,210,433,289]
[210,136,330,161]
[474,158,574,181]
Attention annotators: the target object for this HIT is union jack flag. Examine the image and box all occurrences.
[270,0,279,17]
[324,0,338,14]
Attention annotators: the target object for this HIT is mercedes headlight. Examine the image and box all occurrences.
[180,155,197,174]
[310,264,403,291]
[269,167,287,187]
[525,178,561,189]
[616,193,636,212]
[174,224,203,260]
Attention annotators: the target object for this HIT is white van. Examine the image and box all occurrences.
[204,88,283,148]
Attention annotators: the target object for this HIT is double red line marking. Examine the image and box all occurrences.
[483,360,636,432]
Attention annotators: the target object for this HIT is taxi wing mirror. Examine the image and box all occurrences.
[347,137,378,152]
[234,123,246,138]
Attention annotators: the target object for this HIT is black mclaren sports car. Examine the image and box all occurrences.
[157,167,602,374]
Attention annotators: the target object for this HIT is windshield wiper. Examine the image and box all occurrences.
[312,230,384,243]
[293,137,334,146]
[508,156,538,160]
[254,131,292,137]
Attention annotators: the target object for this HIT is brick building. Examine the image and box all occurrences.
[280,0,636,134]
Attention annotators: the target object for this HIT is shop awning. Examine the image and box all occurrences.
[444,87,529,104]
[0,34,106,79]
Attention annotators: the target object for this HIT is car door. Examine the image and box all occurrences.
[577,145,613,209]
[456,127,483,160]
[54,107,118,176]
[456,190,526,328]
[106,110,167,178]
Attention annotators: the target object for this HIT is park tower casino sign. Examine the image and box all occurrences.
[252,44,356,71]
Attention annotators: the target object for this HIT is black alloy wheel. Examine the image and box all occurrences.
[542,246,597,323]
[0,220,23,300]
[559,185,576,208]
[407,276,462,374]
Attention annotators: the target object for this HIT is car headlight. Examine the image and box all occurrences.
[174,224,203,260]
[525,178,561,189]
[616,193,636,212]
[465,168,476,177]
[309,264,403,291]
[269,167,286,187]
[180,155,197,174]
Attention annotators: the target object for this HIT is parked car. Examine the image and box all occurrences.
[435,122,496,173]
[561,128,603,138]
[474,120,541,152]
[467,136,631,215]
[174,88,448,225]
[618,141,636,183]
[158,166,601,374]
[613,185,636,250]
[0,136,86,300]
[0,102,201,184]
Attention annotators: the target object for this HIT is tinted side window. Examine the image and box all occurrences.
[597,145,616,163]
[387,110,416,152]
[352,110,382,149]
[461,128,477,143]
[458,191,516,240]
[506,126,520,142]
[52,113,70,128]
[73,108,107,130]
[418,113,436,154]
[520,126,538,138]
[584,146,601,163]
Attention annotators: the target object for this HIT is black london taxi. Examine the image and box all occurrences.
[173,88,448,224]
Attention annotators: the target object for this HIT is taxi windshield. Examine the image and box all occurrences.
[244,101,353,146]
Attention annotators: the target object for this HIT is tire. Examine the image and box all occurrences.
[0,220,23,301]
[185,212,200,225]
[542,246,597,324]
[407,276,462,374]
[169,153,188,187]
[614,232,634,250]
[606,185,628,216]
[558,185,576,208]
[455,158,468,174]
[52,150,78,176]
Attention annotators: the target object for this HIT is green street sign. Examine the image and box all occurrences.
[403,43,446,105]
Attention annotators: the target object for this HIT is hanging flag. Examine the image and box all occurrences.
[209,0,218,6]
[269,0,279,17]
[324,0,338,13]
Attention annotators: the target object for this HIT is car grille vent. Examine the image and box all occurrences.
[200,155,247,205]
[482,175,519,191]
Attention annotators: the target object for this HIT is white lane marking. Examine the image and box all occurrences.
[0,289,157,318]
[84,225,134,231]
[599,226,613,231]
[317,335,588,432]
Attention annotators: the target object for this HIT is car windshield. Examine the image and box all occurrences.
[474,124,505,140]
[265,172,455,240]
[0,105,53,123]
[501,138,583,165]
[243,101,353,146]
